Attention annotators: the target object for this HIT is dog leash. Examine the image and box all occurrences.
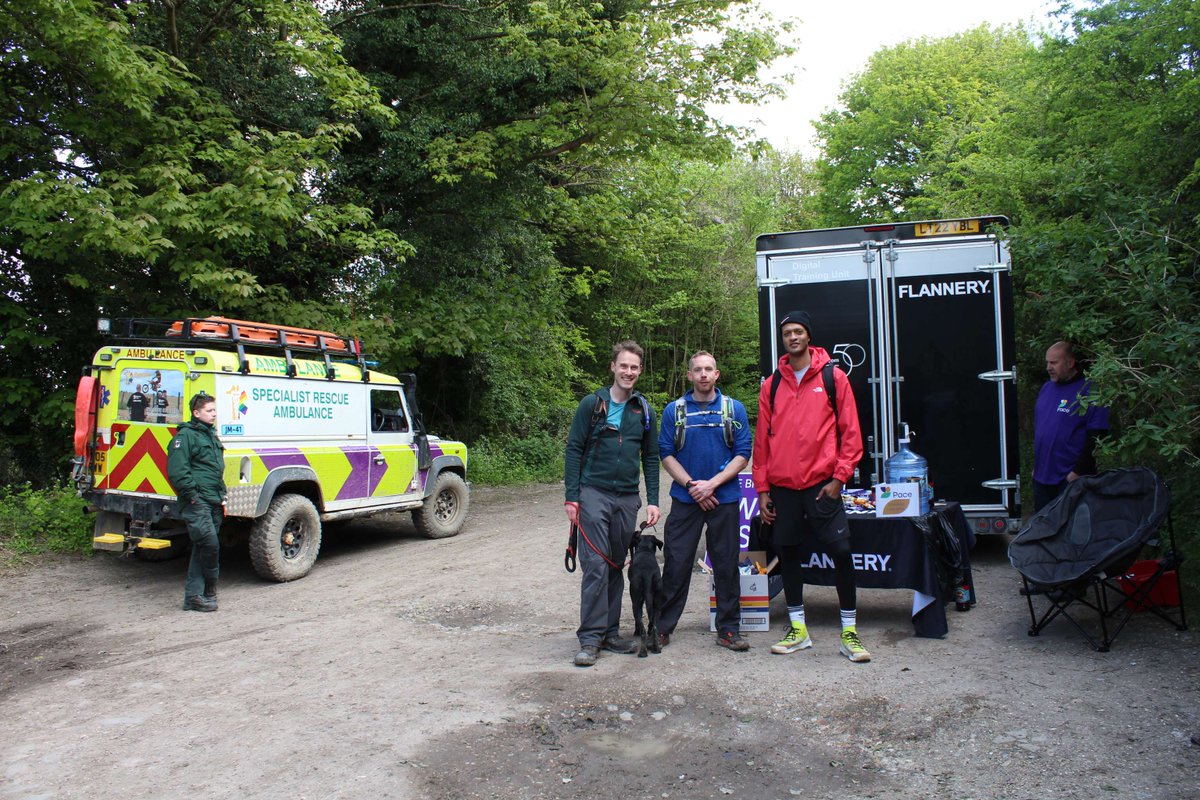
[565,522,578,572]
[565,517,641,572]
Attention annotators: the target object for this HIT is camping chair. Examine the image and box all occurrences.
[1008,467,1187,652]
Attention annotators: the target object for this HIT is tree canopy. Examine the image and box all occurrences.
[813,23,1037,224]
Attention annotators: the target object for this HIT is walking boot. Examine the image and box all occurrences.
[183,595,217,612]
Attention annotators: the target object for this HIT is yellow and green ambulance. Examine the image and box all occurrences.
[72,317,470,581]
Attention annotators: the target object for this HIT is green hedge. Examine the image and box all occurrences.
[468,432,564,486]
[0,483,92,563]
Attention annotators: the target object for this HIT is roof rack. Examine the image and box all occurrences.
[109,317,372,381]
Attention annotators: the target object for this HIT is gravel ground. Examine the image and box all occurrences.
[2,474,1197,799]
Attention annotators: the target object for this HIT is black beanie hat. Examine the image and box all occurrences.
[779,310,813,340]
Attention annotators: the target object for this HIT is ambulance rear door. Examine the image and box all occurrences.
[97,353,190,496]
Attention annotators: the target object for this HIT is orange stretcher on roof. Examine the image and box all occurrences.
[165,316,361,354]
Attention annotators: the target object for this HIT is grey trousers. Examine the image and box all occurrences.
[576,486,640,647]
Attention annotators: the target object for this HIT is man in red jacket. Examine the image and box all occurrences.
[753,310,870,662]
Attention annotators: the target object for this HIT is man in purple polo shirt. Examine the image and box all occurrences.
[1033,341,1110,511]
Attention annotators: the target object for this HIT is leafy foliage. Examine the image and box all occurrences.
[813,24,1037,225]
[468,433,565,485]
[570,147,816,409]
[1001,0,1200,547]
[324,0,791,438]
[0,483,92,563]
[0,1,793,487]
[0,0,405,481]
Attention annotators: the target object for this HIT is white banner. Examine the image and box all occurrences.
[214,374,367,438]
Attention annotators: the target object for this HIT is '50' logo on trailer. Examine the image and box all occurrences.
[831,343,866,375]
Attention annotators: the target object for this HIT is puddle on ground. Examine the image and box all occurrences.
[577,730,690,760]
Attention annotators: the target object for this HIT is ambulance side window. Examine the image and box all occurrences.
[370,389,409,433]
[117,368,185,425]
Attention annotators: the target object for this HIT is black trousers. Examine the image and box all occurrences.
[769,483,857,612]
[658,501,741,635]
[1033,479,1068,512]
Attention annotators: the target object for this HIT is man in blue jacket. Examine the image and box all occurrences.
[658,351,752,650]
[167,393,226,612]
[563,341,661,666]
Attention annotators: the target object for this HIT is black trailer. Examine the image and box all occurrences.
[756,216,1020,535]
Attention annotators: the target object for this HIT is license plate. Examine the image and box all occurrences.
[915,220,981,237]
[93,450,107,471]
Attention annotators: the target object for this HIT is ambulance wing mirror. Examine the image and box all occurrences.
[399,373,432,470]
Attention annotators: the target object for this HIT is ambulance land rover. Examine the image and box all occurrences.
[72,317,470,582]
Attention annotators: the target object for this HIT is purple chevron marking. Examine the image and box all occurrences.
[368,447,387,496]
[336,446,374,500]
[255,448,311,471]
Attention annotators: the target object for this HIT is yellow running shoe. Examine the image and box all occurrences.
[770,623,812,654]
[839,629,872,662]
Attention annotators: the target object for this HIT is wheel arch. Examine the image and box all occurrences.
[253,466,324,517]
[423,455,466,499]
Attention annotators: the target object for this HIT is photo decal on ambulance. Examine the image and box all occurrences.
[117,368,184,424]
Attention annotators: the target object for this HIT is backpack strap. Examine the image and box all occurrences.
[674,393,736,451]
[823,362,841,450]
[722,395,735,449]
[767,362,841,449]
[673,396,687,450]
[767,370,783,436]
[634,392,651,433]
[580,390,606,471]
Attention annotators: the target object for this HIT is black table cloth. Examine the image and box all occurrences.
[768,502,976,637]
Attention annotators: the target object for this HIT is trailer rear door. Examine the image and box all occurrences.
[756,218,1019,523]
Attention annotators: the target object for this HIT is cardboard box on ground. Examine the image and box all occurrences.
[709,550,771,632]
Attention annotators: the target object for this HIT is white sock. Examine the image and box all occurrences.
[787,605,806,627]
[840,608,856,630]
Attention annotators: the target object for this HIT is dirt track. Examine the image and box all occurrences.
[2,476,1198,799]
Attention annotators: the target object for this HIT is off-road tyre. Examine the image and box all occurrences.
[250,494,322,582]
[413,472,469,539]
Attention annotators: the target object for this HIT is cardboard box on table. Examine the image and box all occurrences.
[709,550,771,632]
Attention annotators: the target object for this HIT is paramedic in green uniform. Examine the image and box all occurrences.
[167,393,226,612]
